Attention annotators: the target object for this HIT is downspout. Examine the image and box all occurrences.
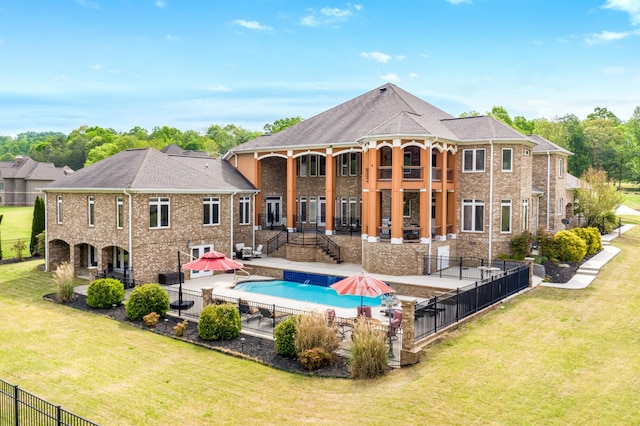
[546,152,551,230]
[44,192,48,272]
[124,190,132,273]
[230,191,237,258]
[251,191,257,252]
[488,140,494,262]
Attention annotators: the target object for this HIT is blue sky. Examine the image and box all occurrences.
[1,0,639,137]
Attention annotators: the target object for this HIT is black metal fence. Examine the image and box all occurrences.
[423,255,524,280]
[0,378,99,425]
[414,263,530,342]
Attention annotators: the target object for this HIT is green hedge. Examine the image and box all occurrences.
[198,304,241,341]
[125,283,169,321]
[86,278,125,309]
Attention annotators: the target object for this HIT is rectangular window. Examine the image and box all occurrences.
[349,152,357,176]
[57,195,63,224]
[309,197,317,223]
[462,199,484,232]
[341,197,347,224]
[299,197,307,223]
[116,197,124,229]
[149,197,170,228]
[341,154,348,176]
[88,196,95,227]
[349,197,357,223]
[558,197,563,215]
[501,199,512,233]
[309,155,317,177]
[318,155,326,176]
[404,152,412,176]
[502,148,512,172]
[403,198,411,217]
[522,199,529,230]
[203,197,220,225]
[299,156,307,177]
[463,149,485,172]
[558,158,564,178]
[239,196,250,225]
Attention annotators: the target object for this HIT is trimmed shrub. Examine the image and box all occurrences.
[274,315,298,357]
[349,319,389,379]
[198,304,241,341]
[143,312,160,327]
[299,347,331,371]
[571,227,602,256]
[86,278,125,309]
[294,312,340,360]
[555,230,587,263]
[173,320,188,337]
[511,231,533,260]
[125,283,169,321]
[53,261,75,303]
[535,227,558,261]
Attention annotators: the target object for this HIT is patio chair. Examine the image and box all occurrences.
[241,246,253,260]
[388,310,403,340]
[252,244,263,258]
[238,299,259,321]
[257,306,288,325]
[356,306,372,319]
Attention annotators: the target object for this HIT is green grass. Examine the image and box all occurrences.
[2,227,640,425]
[623,191,640,211]
[0,206,33,258]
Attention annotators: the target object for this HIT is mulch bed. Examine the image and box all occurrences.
[542,251,598,283]
[44,293,351,379]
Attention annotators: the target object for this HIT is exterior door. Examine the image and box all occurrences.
[113,247,129,272]
[437,245,450,270]
[318,197,326,226]
[266,198,281,227]
[189,244,214,278]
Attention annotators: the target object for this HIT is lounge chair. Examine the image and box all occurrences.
[356,306,372,319]
[257,306,288,325]
[252,244,263,258]
[238,300,259,320]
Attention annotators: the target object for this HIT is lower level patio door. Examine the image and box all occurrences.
[318,197,326,226]
[266,197,281,227]
[190,244,214,278]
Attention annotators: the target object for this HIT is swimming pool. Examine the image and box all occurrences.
[233,280,383,309]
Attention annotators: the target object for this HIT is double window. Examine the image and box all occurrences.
[203,197,220,225]
[298,154,326,177]
[463,149,485,172]
[149,197,170,228]
[462,199,484,232]
[239,196,251,225]
[338,152,358,176]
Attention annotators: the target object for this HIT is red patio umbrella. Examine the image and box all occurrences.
[330,272,394,308]
[181,250,244,272]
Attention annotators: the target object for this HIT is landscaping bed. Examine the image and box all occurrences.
[46,293,351,379]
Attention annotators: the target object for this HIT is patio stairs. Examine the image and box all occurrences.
[287,233,342,264]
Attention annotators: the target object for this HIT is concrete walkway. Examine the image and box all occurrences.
[540,224,634,289]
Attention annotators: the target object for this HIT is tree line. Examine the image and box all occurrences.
[1,105,639,184]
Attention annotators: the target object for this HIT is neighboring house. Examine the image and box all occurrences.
[42,147,257,283]
[223,83,578,275]
[0,156,73,206]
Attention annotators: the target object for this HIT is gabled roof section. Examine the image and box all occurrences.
[528,134,573,155]
[230,83,458,153]
[42,148,255,192]
[161,144,209,157]
[441,115,530,141]
[0,156,72,181]
[566,173,581,190]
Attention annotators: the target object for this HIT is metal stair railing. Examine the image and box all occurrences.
[315,230,341,263]
[266,230,288,255]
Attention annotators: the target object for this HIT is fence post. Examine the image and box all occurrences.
[57,405,62,426]
[474,282,479,313]
[459,257,463,280]
[455,288,460,323]
[14,384,19,426]
[272,304,276,328]
[433,296,438,334]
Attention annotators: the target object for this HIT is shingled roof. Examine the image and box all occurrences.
[528,134,573,155]
[229,83,536,155]
[42,148,256,193]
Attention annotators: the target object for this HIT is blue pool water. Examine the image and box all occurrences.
[233,280,382,309]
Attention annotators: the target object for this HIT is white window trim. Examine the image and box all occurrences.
[203,196,221,226]
[463,149,486,172]
[502,148,513,172]
[462,199,484,232]
[558,158,564,178]
[501,199,512,233]
[558,197,563,215]
[239,196,251,225]
[88,196,95,227]
[116,197,124,229]
[57,195,63,224]
[149,197,170,229]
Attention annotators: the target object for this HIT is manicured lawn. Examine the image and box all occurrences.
[623,190,640,210]
[0,206,33,258]
[1,225,640,425]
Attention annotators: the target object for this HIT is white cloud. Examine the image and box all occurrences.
[379,72,401,82]
[300,5,361,27]
[585,29,640,43]
[361,51,392,63]
[603,0,640,25]
[446,0,472,5]
[409,72,419,78]
[201,85,232,93]
[155,1,167,8]
[233,20,273,31]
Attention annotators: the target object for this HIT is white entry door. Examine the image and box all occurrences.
[190,244,214,278]
[437,245,450,270]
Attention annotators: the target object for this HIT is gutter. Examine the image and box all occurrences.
[488,140,494,262]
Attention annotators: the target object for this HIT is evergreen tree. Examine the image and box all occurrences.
[30,197,45,255]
